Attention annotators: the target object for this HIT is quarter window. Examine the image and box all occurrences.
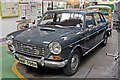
[99,13,106,22]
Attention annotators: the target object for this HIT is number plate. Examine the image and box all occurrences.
[19,58,38,68]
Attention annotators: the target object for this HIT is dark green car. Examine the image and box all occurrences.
[6,9,109,76]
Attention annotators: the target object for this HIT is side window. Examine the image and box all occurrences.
[94,13,101,24]
[99,13,106,22]
[86,13,95,28]
[44,13,54,20]
[40,13,54,25]
[59,13,83,26]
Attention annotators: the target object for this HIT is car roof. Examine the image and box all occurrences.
[87,5,111,9]
[45,9,100,14]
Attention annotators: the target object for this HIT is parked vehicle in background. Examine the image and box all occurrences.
[6,9,109,76]
[86,5,112,35]
[16,17,31,30]
[113,1,120,27]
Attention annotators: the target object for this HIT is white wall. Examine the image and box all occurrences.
[1,17,20,39]
[0,17,2,39]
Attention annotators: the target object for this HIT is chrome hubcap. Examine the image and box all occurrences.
[104,39,107,44]
[104,36,107,44]
[71,54,79,71]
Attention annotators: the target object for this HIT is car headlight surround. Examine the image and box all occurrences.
[49,42,62,54]
[6,35,14,45]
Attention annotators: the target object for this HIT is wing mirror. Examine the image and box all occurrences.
[76,23,83,28]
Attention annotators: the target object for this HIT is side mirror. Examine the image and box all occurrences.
[32,20,35,24]
[76,23,83,28]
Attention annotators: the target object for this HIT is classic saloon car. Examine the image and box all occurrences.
[6,10,109,76]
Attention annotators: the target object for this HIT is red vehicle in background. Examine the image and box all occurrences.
[16,17,31,30]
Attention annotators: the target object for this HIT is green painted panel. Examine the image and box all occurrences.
[98,4,114,11]
[0,46,18,78]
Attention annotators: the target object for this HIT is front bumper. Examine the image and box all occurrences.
[14,53,68,68]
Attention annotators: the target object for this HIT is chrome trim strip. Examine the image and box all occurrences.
[83,39,104,56]
[71,45,81,54]
[67,27,107,47]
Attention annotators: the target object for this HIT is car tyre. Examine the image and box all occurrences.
[101,34,108,47]
[108,31,111,36]
[108,30,112,36]
[63,50,81,76]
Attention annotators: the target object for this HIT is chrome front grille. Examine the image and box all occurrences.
[14,41,50,57]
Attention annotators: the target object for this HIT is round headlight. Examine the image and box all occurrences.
[7,40,13,45]
[49,42,62,54]
[6,35,14,45]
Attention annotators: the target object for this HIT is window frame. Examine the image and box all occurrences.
[99,13,106,23]
[85,13,96,29]
[93,12,102,25]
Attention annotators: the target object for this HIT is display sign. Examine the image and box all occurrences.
[20,4,31,16]
[37,3,42,18]
[19,0,29,4]
[0,0,19,18]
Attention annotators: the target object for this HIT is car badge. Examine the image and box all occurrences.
[61,37,68,40]
[27,39,31,42]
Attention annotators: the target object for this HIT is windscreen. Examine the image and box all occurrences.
[38,12,84,28]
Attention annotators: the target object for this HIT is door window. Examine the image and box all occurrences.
[94,13,106,25]
[94,13,101,25]
[85,13,95,28]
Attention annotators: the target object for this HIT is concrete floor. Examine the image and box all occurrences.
[16,30,119,78]
[118,30,120,79]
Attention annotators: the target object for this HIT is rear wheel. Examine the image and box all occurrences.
[101,34,108,47]
[63,50,81,76]
[108,30,112,36]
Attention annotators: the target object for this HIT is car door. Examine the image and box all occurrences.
[83,13,98,53]
[93,12,108,43]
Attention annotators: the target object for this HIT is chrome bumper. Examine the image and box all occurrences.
[14,53,68,68]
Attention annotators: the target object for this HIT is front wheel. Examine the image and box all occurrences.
[63,50,81,76]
